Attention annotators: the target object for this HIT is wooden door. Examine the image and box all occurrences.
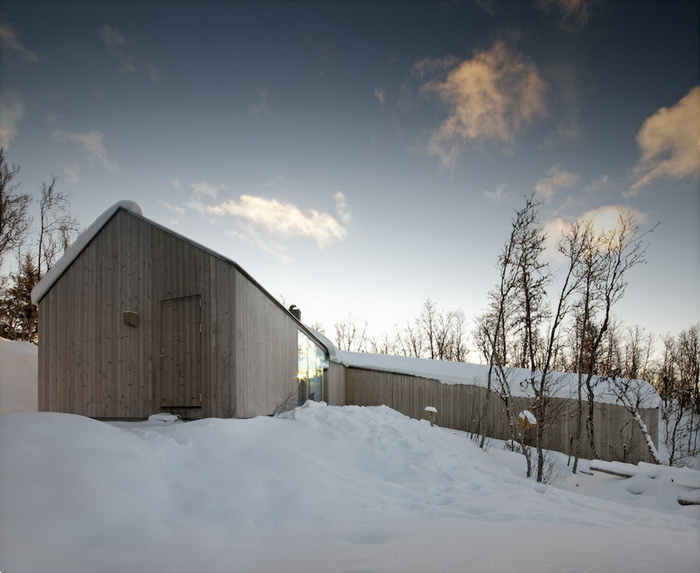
[159,295,202,408]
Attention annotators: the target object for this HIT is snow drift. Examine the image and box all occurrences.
[1,403,698,573]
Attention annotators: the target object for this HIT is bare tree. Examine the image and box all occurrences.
[36,178,80,278]
[396,320,424,358]
[657,324,700,466]
[0,148,32,265]
[605,371,663,464]
[0,168,79,341]
[333,315,368,352]
[564,213,653,472]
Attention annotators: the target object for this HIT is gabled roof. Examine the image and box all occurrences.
[30,200,326,351]
[31,201,142,305]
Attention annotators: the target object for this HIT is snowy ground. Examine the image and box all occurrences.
[1,403,698,573]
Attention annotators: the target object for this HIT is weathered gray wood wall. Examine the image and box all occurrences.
[346,367,659,464]
[234,269,298,418]
[327,361,346,407]
[38,208,332,420]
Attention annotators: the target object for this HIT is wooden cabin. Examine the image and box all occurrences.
[31,200,657,464]
[31,201,344,420]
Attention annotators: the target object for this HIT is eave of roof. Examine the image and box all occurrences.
[31,200,143,305]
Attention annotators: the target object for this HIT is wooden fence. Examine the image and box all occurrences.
[346,367,659,464]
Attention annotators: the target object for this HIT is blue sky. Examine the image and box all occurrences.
[1,0,698,344]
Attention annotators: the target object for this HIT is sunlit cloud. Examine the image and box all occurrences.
[417,40,547,169]
[99,25,160,83]
[250,87,270,115]
[0,90,24,148]
[627,86,700,196]
[537,0,599,32]
[544,205,648,260]
[51,129,119,171]
[0,20,41,65]
[535,165,579,202]
[193,194,349,248]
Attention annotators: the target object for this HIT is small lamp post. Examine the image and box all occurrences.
[424,406,438,427]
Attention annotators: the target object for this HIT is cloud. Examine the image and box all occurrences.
[483,184,507,202]
[0,90,24,148]
[170,178,181,189]
[250,87,270,115]
[51,129,119,171]
[193,194,349,248]
[537,0,599,32]
[99,25,160,83]
[0,20,41,65]
[334,191,351,224]
[627,86,700,196]
[190,181,224,200]
[535,166,579,202]
[374,87,386,105]
[158,200,186,214]
[417,40,547,169]
[63,164,79,183]
[544,205,648,259]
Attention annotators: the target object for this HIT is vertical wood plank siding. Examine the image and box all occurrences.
[38,208,323,420]
[38,209,238,419]
[346,367,659,464]
[234,269,298,418]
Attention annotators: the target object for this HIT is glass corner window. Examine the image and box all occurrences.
[297,331,329,405]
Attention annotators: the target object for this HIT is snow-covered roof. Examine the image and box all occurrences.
[31,201,143,305]
[332,349,660,407]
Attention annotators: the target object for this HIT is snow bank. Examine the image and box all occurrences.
[0,337,37,415]
[1,403,697,573]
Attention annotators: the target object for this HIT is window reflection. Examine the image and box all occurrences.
[297,331,329,405]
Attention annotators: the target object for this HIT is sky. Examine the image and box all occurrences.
[1,0,699,346]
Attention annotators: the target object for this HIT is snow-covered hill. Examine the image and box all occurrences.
[0,337,37,415]
[1,403,698,573]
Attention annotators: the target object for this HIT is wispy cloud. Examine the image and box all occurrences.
[416,40,547,169]
[51,129,119,171]
[334,191,351,224]
[0,90,24,148]
[535,165,579,202]
[99,25,160,83]
[250,87,270,115]
[627,86,700,196]
[374,87,386,105]
[0,20,41,65]
[190,181,224,200]
[484,184,507,202]
[63,163,79,183]
[159,200,186,214]
[170,178,181,189]
[537,0,599,32]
